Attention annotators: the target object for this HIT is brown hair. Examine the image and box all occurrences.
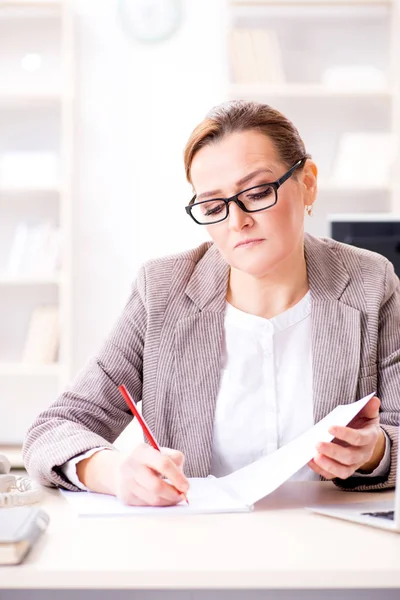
[184,99,311,184]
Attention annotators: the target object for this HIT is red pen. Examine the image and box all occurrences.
[118,384,189,505]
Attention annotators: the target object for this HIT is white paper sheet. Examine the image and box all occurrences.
[61,476,250,517]
[220,393,375,506]
[61,393,374,516]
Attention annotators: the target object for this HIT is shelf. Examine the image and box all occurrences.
[231,0,392,5]
[0,274,61,286]
[0,0,61,5]
[0,187,61,198]
[229,84,392,99]
[329,212,400,222]
[0,92,61,109]
[0,1,62,12]
[318,182,391,192]
[0,362,63,376]
[231,2,390,18]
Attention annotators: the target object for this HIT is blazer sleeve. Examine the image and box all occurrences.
[22,266,148,490]
[335,260,400,491]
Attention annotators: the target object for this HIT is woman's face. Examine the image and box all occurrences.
[190,130,317,278]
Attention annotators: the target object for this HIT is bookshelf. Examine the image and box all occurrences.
[228,0,400,237]
[0,276,61,285]
[0,0,74,462]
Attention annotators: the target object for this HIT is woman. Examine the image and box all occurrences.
[23,100,399,507]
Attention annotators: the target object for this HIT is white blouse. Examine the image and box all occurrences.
[210,292,316,480]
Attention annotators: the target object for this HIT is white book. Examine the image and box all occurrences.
[6,222,29,276]
[23,222,53,276]
[27,224,62,275]
[229,28,285,84]
[61,393,374,517]
[250,28,285,84]
[331,132,397,187]
[22,305,60,364]
[6,222,61,277]
[229,29,257,83]
[321,65,387,92]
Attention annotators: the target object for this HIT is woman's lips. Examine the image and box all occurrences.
[234,238,264,249]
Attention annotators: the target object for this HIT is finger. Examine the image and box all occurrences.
[161,447,185,470]
[316,440,367,466]
[308,459,335,480]
[136,445,189,493]
[328,424,378,448]
[314,452,358,480]
[133,463,185,504]
[125,477,180,507]
[356,396,381,420]
[363,396,381,417]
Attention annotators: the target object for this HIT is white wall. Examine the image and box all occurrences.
[70,0,228,373]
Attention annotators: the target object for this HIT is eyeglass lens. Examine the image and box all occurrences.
[190,184,276,224]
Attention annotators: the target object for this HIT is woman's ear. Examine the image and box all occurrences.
[301,160,318,208]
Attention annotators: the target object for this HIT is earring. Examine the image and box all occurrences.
[305,205,313,217]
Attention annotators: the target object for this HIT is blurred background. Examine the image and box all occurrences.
[1,0,399,465]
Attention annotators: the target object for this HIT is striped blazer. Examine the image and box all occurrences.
[23,233,400,491]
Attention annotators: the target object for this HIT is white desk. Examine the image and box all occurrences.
[1,481,399,599]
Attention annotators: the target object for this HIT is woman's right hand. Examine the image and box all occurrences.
[76,444,189,506]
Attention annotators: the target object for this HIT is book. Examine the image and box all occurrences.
[0,506,49,566]
[331,132,397,187]
[61,394,374,517]
[22,305,60,364]
[229,27,285,84]
[6,221,62,277]
[321,65,387,92]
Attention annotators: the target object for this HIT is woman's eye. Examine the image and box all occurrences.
[247,187,273,200]
[204,203,224,216]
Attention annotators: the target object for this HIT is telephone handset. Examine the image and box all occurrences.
[0,453,42,507]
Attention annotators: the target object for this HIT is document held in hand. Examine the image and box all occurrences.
[61,393,375,516]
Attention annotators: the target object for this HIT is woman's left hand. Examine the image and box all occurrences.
[308,396,386,480]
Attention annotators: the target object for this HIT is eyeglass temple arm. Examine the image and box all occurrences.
[276,157,307,187]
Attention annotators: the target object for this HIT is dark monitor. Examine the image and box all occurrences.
[330,218,400,277]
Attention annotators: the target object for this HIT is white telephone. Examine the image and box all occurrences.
[0,453,42,508]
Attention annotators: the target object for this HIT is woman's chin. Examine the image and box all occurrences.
[231,256,277,278]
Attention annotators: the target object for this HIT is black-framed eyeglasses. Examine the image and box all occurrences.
[185,157,307,225]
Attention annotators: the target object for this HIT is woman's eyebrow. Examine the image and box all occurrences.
[196,167,275,201]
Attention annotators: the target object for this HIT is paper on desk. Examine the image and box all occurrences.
[220,393,375,506]
[61,476,250,516]
[61,393,374,516]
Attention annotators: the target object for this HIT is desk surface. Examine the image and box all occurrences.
[0,481,399,590]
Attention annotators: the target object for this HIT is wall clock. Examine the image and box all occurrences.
[118,0,183,44]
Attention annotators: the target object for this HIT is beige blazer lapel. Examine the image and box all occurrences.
[305,234,362,423]
[174,245,229,477]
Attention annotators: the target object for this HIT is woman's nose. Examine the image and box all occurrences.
[227,201,253,231]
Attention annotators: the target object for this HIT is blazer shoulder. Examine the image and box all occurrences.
[142,241,213,276]
[137,242,214,305]
[323,236,389,271]
[319,235,395,300]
